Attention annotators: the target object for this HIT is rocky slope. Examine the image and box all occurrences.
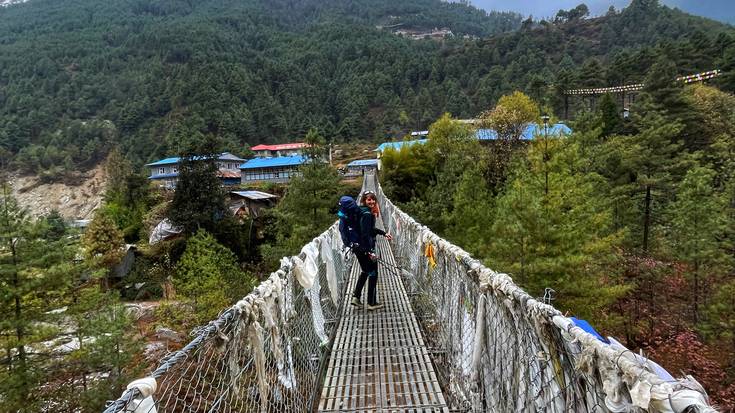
[8,165,106,220]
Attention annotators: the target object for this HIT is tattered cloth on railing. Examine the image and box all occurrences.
[372,172,717,413]
[106,220,348,413]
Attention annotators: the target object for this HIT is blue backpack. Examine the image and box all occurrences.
[338,196,364,248]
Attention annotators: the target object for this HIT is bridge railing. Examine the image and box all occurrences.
[371,173,716,413]
[105,173,716,413]
[104,222,352,413]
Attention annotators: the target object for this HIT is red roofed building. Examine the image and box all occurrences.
[251,143,308,158]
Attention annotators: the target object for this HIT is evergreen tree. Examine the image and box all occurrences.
[59,283,142,411]
[379,143,435,204]
[445,166,494,258]
[176,230,254,325]
[598,93,621,137]
[668,167,732,322]
[0,184,72,412]
[261,130,344,266]
[488,139,627,322]
[704,280,735,351]
[168,149,227,236]
[417,114,484,232]
[598,112,691,252]
[82,211,124,288]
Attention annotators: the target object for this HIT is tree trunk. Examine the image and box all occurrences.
[693,261,699,323]
[643,185,651,252]
[10,240,28,403]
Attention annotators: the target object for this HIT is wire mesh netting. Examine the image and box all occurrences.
[103,220,352,413]
[370,173,716,413]
[105,174,716,413]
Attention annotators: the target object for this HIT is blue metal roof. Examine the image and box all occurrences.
[376,124,571,152]
[347,159,379,167]
[147,157,181,167]
[230,191,278,200]
[148,173,179,180]
[476,123,572,141]
[239,155,307,169]
[375,139,427,153]
[147,152,246,167]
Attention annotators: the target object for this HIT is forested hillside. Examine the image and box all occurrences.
[0,0,733,179]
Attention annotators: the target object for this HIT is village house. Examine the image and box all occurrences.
[374,123,572,169]
[147,152,246,189]
[251,143,308,158]
[345,159,379,176]
[228,190,279,218]
[374,139,427,170]
[475,123,572,141]
[239,155,307,183]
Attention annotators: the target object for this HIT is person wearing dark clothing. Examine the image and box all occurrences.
[337,192,392,310]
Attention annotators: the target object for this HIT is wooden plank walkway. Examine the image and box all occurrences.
[318,218,448,412]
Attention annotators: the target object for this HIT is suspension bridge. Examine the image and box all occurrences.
[104,174,717,413]
[562,69,721,118]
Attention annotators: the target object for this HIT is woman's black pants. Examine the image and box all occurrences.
[352,251,378,305]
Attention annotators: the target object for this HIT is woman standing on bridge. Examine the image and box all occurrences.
[340,191,392,310]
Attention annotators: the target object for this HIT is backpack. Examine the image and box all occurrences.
[338,196,365,248]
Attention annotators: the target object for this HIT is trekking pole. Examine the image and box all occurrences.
[375,256,404,275]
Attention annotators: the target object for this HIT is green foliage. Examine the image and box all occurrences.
[668,167,732,321]
[444,166,494,257]
[59,284,143,411]
[39,210,67,241]
[593,112,693,252]
[176,230,255,325]
[416,114,485,232]
[380,143,434,203]
[82,211,125,274]
[0,184,87,412]
[488,139,627,321]
[704,280,735,351]
[168,153,227,236]
[480,91,540,141]
[261,147,347,267]
[598,93,621,137]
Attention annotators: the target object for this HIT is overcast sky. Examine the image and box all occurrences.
[470,0,735,24]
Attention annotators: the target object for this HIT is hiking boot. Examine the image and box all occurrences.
[351,297,363,307]
[366,303,384,311]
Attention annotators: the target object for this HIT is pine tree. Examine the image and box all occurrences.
[168,146,227,236]
[488,139,628,322]
[445,166,494,258]
[176,230,254,324]
[82,211,124,288]
[598,93,621,138]
[668,167,732,322]
[0,184,72,412]
[262,129,343,267]
[57,282,143,411]
[705,280,735,352]
[599,112,692,252]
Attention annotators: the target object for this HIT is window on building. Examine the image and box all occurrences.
[159,167,165,174]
